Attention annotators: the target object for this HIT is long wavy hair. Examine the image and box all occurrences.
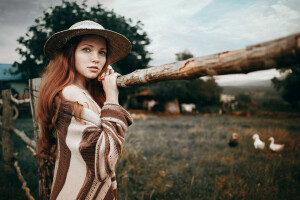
[36,35,111,157]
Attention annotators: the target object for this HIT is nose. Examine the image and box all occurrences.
[91,52,100,63]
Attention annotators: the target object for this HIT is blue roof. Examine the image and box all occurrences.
[0,63,23,81]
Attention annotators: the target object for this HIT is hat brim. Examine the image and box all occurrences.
[44,28,131,64]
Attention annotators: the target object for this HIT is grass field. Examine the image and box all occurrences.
[1,115,300,200]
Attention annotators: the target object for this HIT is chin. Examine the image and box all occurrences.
[85,73,100,80]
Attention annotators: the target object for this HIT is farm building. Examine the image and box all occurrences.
[0,63,28,96]
[129,89,183,114]
[0,63,30,118]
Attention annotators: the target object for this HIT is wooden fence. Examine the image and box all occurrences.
[0,89,35,200]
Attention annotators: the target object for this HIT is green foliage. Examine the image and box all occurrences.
[150,77,221,107]
[175,49,194,61]
[236,93,251,103]
[236,93,252,109]
[12,1,151,79]
[272,65,300,109]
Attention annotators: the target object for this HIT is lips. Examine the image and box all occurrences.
[88,66,99,70]
[88,66,100,73]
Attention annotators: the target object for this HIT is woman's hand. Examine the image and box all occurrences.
[98,66,114,81]
[98,67,120,104]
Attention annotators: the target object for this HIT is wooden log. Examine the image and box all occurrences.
[0,98,20,119]
[29,78,54,200]
[1,89,14,173]
[29,78,41,145]
[117,33,300,87]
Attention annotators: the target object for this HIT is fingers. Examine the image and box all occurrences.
[98,75,103,82]
[101,73,120,87]
[108,68,114,75]
[104,72,120,81]
[98,67,115,81]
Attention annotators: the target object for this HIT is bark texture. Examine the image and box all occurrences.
[1,90,14,173]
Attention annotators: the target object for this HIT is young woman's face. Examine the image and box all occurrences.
[74,35,107,81]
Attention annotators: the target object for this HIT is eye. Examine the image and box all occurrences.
[99,51,107,55]
[82,47,91,52]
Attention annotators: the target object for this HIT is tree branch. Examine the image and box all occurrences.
[0,122,36,150]
[117,33,300,87]
[12,127,36,150]
[26,145,36,155]
[13,153,35,200]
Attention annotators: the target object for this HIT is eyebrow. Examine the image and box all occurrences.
[82,44,106,50]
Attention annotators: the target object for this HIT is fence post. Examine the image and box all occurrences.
[29,78,54,200]
[1,89,14,173]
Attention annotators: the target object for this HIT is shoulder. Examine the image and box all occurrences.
[61,85,89,107]
[61,85,82,101]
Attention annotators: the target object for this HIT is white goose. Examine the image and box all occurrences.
[252,134,265,150]
[269,137,284,152]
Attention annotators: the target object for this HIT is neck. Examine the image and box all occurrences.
[73,76,87,90]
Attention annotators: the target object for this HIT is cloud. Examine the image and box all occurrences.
[100,0,213,65]
[214,69,282,86]
[209,2,300,42]
[100,0,300,67]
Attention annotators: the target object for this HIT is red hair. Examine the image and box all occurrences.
[36,36,111,157]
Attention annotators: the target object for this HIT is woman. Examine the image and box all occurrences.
[36,20,133,200]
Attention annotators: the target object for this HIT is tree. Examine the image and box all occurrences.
[272,65,300,108]
[236,93,252,109]
[175,49,194,61]
[149,50,221,110]
[150,77,221,106]
[12,1,151,79]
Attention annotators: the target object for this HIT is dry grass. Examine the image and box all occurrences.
[116,115,300,200]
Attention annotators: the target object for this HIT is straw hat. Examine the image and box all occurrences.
[44,20,131,64]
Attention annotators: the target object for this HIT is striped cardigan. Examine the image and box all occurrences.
[50,96,133,200]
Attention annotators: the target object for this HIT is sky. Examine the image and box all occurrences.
[0,0,299,85]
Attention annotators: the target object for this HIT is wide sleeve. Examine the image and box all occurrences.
[95,102,133,182]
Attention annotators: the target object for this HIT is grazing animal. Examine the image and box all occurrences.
[181,103,196,112]
[252,134,265,150]
[269,137,284,152]
[229,133,239,147]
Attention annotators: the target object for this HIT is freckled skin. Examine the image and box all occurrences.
[74,35,107,84]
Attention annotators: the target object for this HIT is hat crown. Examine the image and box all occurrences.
[69,20,104,30]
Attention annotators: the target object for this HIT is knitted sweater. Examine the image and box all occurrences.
[50,95,133,200]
